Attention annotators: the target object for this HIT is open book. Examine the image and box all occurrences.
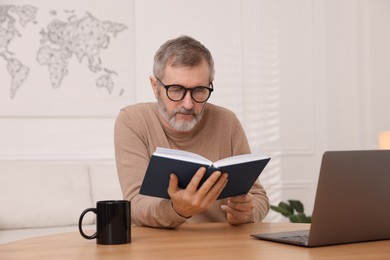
[140,147,271,200]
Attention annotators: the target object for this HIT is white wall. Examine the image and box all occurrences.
[1,0,389,222]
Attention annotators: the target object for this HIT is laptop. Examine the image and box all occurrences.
[251,150,390,247]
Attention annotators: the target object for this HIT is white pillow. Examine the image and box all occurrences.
[0,163,94,229]
[89,163,123,203]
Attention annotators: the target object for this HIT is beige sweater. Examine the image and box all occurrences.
[114,102,269,227]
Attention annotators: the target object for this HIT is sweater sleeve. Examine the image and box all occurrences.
[114,106,187,227]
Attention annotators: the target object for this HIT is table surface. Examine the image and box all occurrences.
[1,222,390,260]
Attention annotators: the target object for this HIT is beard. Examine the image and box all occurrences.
[157,97,204,132]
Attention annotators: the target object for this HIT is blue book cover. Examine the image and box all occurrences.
[140,147,271,200]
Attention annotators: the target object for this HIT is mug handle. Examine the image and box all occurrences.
[78,208,98,239]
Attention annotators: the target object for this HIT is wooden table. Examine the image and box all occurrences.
[1,222,389,259]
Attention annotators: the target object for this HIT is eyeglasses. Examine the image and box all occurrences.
[155,76,213,103]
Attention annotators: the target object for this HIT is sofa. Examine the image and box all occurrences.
[0,161,123,244]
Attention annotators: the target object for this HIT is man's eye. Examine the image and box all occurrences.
[193,87,208,94]
[170,86,184,93]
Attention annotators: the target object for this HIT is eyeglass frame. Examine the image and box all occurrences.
[155,76,214,103]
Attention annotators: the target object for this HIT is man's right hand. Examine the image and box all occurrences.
[167,167,228,218]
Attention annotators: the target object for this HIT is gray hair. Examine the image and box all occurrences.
[153,35,215,81]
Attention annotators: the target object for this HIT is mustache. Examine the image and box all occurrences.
[174,107,196,116]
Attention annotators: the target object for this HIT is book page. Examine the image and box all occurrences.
[213,154,270,168]
[154,147,212,165]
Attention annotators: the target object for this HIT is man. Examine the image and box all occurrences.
[115,35,269,228]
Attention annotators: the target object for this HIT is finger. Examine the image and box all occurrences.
[206,173,228,199]
[197,171,225,197]
[186,167,207,191]
[227,201,251,212]
[227,199,254,212]
[221,205,251,225]
[221,204,234,214]
[229,193,253,203]
[167,173,179,196]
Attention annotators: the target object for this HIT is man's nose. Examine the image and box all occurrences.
[181,90,194,109]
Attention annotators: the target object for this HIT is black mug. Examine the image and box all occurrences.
[79,200,131,245]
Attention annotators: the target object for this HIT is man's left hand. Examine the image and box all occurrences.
[221,193,254,225]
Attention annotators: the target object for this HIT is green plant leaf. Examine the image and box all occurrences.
[270,205,292,217]
[270,201,294,217]
[288,200,304,213]
[289,213,312,223]
[279,201,294,213]
[289,214,300,223]
[271,200,312,223]
[270,205,289,216]
[305,216,312,223]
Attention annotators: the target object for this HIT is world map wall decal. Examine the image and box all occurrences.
[0,1,134,117]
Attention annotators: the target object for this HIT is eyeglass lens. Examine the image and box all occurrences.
[167,85,211,102]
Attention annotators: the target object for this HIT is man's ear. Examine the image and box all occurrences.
[150,76,159,99]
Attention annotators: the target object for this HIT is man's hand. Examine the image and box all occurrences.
[221,193,254,225]
[168,167,228,218]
